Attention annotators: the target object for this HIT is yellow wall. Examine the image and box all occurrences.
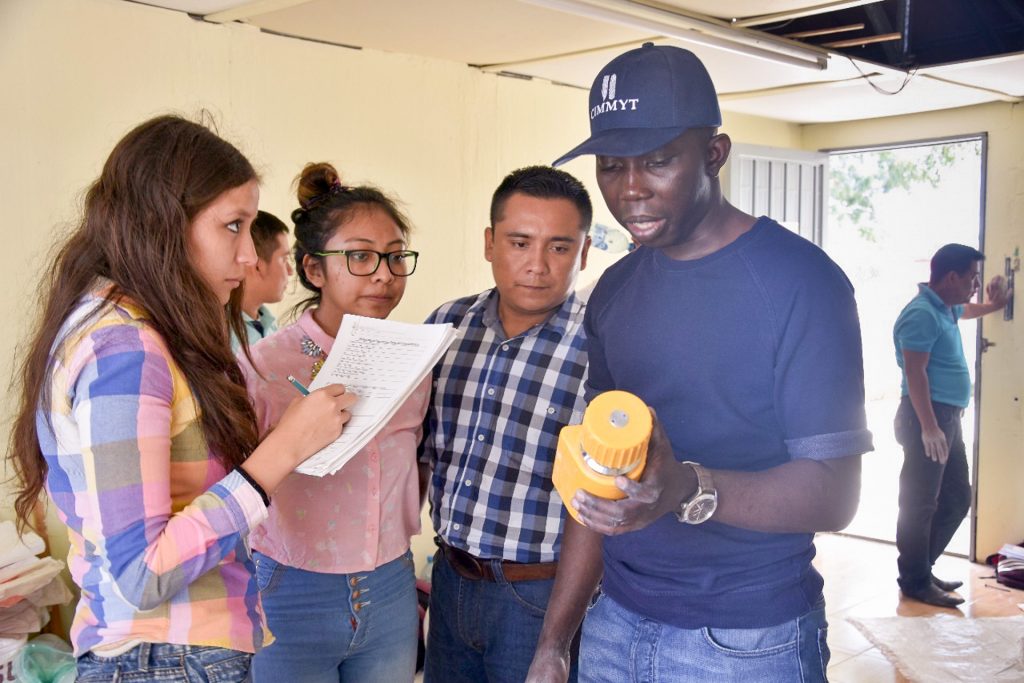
[802,102,1024,558]
[0,0,805,631]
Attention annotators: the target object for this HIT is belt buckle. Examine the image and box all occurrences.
[465,552,486,579]
[447,544,487,580]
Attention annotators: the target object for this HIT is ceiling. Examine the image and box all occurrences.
[132,0,1024,124]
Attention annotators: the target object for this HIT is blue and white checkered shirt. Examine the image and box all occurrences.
[420,289,588,563]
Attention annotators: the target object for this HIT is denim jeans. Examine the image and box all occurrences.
[251,550,418,683]
[424,547,577,683]
[579,592,829,683]
[76,642,251,682]
[894,396,972,591]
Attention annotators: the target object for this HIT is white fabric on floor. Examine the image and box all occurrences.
[849,614,1024,682]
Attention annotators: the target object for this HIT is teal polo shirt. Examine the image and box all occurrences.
[230,305,278,352]
[893,283,970,408]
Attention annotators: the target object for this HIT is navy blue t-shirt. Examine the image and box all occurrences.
[585,217,873,629]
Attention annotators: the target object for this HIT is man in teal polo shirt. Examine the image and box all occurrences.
[893,243,1010,607]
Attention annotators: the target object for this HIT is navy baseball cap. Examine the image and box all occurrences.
[553,42,722,166]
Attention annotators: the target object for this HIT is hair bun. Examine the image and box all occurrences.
[296,162,342,208]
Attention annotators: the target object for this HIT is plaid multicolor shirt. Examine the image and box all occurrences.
[419,289,588,563]
[39,294,270,656]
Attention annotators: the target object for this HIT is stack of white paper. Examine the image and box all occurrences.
[0,521,73,637]
[998,544,1024,562]
[296,315,457,477]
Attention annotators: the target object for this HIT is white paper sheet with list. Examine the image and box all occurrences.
[296,314,457,477]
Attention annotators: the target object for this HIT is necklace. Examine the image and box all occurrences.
[300,336,326,380]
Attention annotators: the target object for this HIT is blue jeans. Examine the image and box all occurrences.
[76,643,251,682]
[424,548,577,683]
[251,550,418,683]
[579,592,829,683]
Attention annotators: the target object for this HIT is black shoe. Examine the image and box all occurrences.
[932,574,964,592]
[902,583,965,608]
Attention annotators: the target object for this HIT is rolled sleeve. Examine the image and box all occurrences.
[786,428,875,461]
[774,260,874,461]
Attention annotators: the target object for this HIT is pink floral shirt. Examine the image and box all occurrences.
[238,310,428,573]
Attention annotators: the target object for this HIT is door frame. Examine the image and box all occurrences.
[821,133,989,561]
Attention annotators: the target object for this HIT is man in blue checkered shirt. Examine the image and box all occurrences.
[420,166,592,683]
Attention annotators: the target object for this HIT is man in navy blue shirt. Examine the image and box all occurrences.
[527,43,873,683]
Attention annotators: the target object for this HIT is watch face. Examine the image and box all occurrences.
[685,493,718,524]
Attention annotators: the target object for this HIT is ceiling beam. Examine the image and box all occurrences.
[717,75,872,100]
[716,65,1023,104]
[919,73,1023,103]
[475,38,661,71]
[203,0,315,23]
[732,0,884,29]
[822,32,901,49]
[783,23,866,40]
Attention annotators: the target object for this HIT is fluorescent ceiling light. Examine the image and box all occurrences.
[519,0,828,70]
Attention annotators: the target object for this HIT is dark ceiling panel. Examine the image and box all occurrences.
[753,0,1024,69]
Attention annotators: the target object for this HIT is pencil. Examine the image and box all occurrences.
[286,375,310,396]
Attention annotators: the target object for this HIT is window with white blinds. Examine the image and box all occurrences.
[724,144,827,246]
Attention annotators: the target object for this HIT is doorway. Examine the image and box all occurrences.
[822,136,986,557]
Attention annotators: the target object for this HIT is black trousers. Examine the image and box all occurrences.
[894,396,972,591]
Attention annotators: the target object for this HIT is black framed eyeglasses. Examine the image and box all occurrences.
[312,249,419,277]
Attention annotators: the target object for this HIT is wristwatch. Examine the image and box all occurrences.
[676,461,718,524]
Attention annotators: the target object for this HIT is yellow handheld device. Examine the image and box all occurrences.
[553,390,652,523]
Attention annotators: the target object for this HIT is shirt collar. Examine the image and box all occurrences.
[918,283,951,311]
[114,298,148,321]
[242,305,275,325]
[295,308,336,353]
[470,287,579,341]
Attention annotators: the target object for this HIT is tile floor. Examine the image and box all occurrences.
[815,533,1023,682]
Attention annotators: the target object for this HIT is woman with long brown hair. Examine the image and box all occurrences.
[7,115,356,682]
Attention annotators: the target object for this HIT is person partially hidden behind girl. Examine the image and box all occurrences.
[237,162,427,683]
[7,116,357,682]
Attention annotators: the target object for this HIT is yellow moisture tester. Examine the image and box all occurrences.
[553,390,652,524]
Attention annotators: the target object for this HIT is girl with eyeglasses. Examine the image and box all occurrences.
[238,162,426,683]
[7,117,355,682]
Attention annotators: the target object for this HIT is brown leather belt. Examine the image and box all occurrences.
[440,541,558,582]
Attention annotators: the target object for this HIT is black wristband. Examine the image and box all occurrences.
[235,466,270,508]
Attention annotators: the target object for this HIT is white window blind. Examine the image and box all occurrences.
[724,144,827,246]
